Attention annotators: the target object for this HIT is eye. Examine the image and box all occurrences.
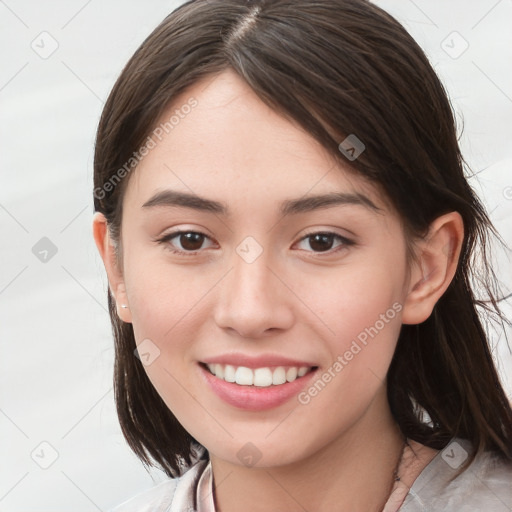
[295,231,353,254]
[157,230,214,254]
[156,229,354,256]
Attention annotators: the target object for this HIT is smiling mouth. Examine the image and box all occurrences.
[200,362,318,387]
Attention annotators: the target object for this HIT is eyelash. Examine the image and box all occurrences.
[156,229,354,257]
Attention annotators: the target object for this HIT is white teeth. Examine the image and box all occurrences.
[235,366,253,385]
[254,368,273,387]
[272,366,287,385]
[214,363,224,379]
[286,367,298,382]
[297,366,309,377]
[224,364,236,383]
[204,363,314,386]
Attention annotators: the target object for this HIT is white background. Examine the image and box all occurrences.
[1,0,511,510]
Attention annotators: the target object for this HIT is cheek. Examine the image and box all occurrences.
[124,263,205,424]
[123,256,219,413]
[293,253,406,350]
[294,253,406,405]
[123,248,217,341]
[331,281,403,361]
[293,284,403,456]
[338,266,405,361]
[309,297,403,413]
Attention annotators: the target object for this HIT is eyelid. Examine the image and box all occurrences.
[298,228,353,243]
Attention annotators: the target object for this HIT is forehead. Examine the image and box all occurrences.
[125,69,386,213]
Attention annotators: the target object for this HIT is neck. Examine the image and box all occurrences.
[210,387,405,512]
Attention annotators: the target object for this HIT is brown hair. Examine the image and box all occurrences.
[93,0,512,477]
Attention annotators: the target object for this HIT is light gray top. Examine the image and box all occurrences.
[109,438,512,512]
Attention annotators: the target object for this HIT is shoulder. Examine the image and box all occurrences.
[401,438,512,511]
[108,459,209,512]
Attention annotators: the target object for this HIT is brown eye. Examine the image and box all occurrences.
[177,232,206,251]
[159,230,213,254]
[296,231,353,254]
[308,233,336,252]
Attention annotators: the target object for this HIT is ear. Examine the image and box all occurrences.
[401,212,464,325]
[92,212,132,323]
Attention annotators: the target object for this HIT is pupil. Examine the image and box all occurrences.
[310,234,333,252]
[181,233,203,250]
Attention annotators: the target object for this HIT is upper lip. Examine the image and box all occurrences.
[201,353,318,369]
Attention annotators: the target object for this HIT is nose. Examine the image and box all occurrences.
[213,248,294,339]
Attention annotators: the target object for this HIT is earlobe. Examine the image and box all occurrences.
[92,212,132,323]
[401,212,464,325]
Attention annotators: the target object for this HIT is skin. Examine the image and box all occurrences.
[93,69,463,511]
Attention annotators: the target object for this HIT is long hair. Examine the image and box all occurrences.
[93,0,512,477]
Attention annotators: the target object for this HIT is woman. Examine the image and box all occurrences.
[92,1,512,510]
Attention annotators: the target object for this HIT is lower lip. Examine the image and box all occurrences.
[198,363,318,411]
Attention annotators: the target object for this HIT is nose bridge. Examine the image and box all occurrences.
[213,239,293,336]
[229,234,276,297]
[232,248,273,300]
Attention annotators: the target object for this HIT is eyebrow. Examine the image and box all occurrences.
[142,189,380,216]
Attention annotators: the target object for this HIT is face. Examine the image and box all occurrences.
[108,69,415,468]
